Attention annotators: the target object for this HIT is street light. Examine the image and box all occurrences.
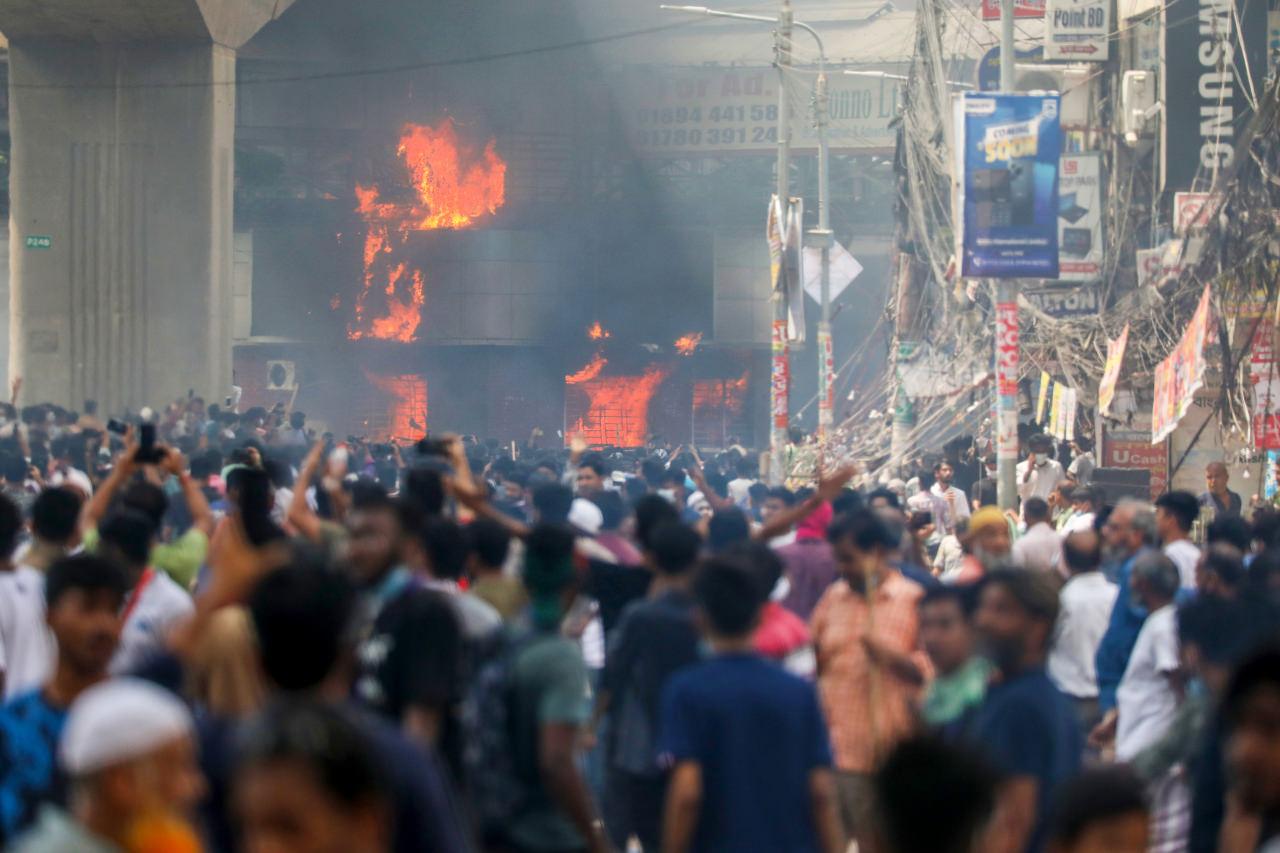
[661,2,839,451]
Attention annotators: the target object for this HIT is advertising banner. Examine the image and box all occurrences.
[1163,0,1268,193]
[1243,303,1280,449]
[1098,324,1129,417]
[996,300,1020,397]
[1057,154,1103,281]
[1152,285,1213,443]
[1024,287,1099,317]
[958,93,1061,278]
[1049,383,1064,438]
[1046,0,1110,59]
[1136,243,1186,290]
[771,320,789,430]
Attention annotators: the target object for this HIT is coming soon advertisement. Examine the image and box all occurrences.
[956,93,1061,278]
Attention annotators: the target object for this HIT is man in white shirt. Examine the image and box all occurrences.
[930,461,971,534]
[1061,486,1100,535]
[1017,434,1066,504]
[0,487,83,699]
[1011,498,1063,575]
[1048,530,1118,731]
[907,471,949,544]
[1112,552,1182,761]
[1155,490,1202,590]
[96,511,194,675]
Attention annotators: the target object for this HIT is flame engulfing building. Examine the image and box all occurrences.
[223,0,904,445]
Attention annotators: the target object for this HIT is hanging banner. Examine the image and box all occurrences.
[1046,0,1110,59]
[1152,285,1213,444]
[771,319,789,430]
[1247,304,1280,449]
[1063,387,1078,441]
[1098,324,1129,417]
[996,300,1020,397]
[957,93,1061,278]
[1049,383,1064,438]
[767,195,806,343]
[818,327,834,431]
[1036,370,1051,423]
[1057,154,1104,281]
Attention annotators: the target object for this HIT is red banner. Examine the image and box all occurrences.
[996,301,1019,398]
[771,320,790,430]
[981,0,1045,19]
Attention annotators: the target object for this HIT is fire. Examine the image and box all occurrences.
[565,353,608,385]
[565,366,671,448]
[347,119,507,342]
[674,332,704,356]
[363,372,428,441]
[693,372,750,447]
[587,322,611,341]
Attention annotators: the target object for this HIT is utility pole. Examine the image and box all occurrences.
[770,0,793,485]
[995,0,1019,511]
[812,69,835,438]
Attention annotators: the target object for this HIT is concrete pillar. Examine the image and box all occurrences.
[0,0,293,413]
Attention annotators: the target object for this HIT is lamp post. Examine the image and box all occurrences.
[660,2,832,474]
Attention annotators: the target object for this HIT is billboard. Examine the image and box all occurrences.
[1046,0,1110,59]
[1163,0,1269,192]
[1057,154,1103,281]
[981,0,1045,19]
[616,67,899,157]
[957,93,1061,278]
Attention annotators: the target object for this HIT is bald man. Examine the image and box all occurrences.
[1199,462,1242,517]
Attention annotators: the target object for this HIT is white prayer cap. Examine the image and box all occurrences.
[568,498,603,536]
[59,679,194,775]
[51,468,94,498]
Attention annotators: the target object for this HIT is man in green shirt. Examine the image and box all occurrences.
[919,586,991,733]
[503,524,608,853]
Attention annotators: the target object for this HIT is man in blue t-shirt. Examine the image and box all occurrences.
[969,569,1083,853]
[0,555,128,844]
[659,556,843,853]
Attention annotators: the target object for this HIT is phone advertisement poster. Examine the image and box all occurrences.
[957,93,1061,278]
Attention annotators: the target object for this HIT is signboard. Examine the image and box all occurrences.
[1152,284,1213,443]
[24,236,51,250]
[1174,192,1221,234]
[976,46,1044,91]
[1046,0,1110,60]
[982,0,1045,19]
[1098,324,1129,417]
[802,240,863,304]
[1136,242,1186,289]
[771,319,789,430]
[617,67,898,157]
[957,93,1061,278]
[1057,154,1103,281]
[1104,412,1168,499]
[1163,0,1268,193]
[1023,286,1099,317]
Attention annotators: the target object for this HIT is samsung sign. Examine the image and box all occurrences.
[1164,0,1267,192]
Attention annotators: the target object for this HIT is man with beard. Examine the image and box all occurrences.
[812,509,929,850]
[969,570,1082,853]
[1090,499,1158,754]
[950,507,1012,585]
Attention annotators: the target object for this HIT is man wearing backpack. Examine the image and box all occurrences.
[472,523,610,853]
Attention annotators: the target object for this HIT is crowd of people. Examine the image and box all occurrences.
[0,390,1276,853]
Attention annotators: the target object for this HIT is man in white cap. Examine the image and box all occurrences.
[12,678,204,853]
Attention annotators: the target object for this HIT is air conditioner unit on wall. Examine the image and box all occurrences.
[266,360,296,391]
[1014,63,1094,128]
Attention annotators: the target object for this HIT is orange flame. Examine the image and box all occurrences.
[587,322,611,341]
[566,366,671,448]
[674,332,703,356]
[364,372,429,441]
[566,353,608,385]
[347,119,506,342]
[693,372,750,415]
